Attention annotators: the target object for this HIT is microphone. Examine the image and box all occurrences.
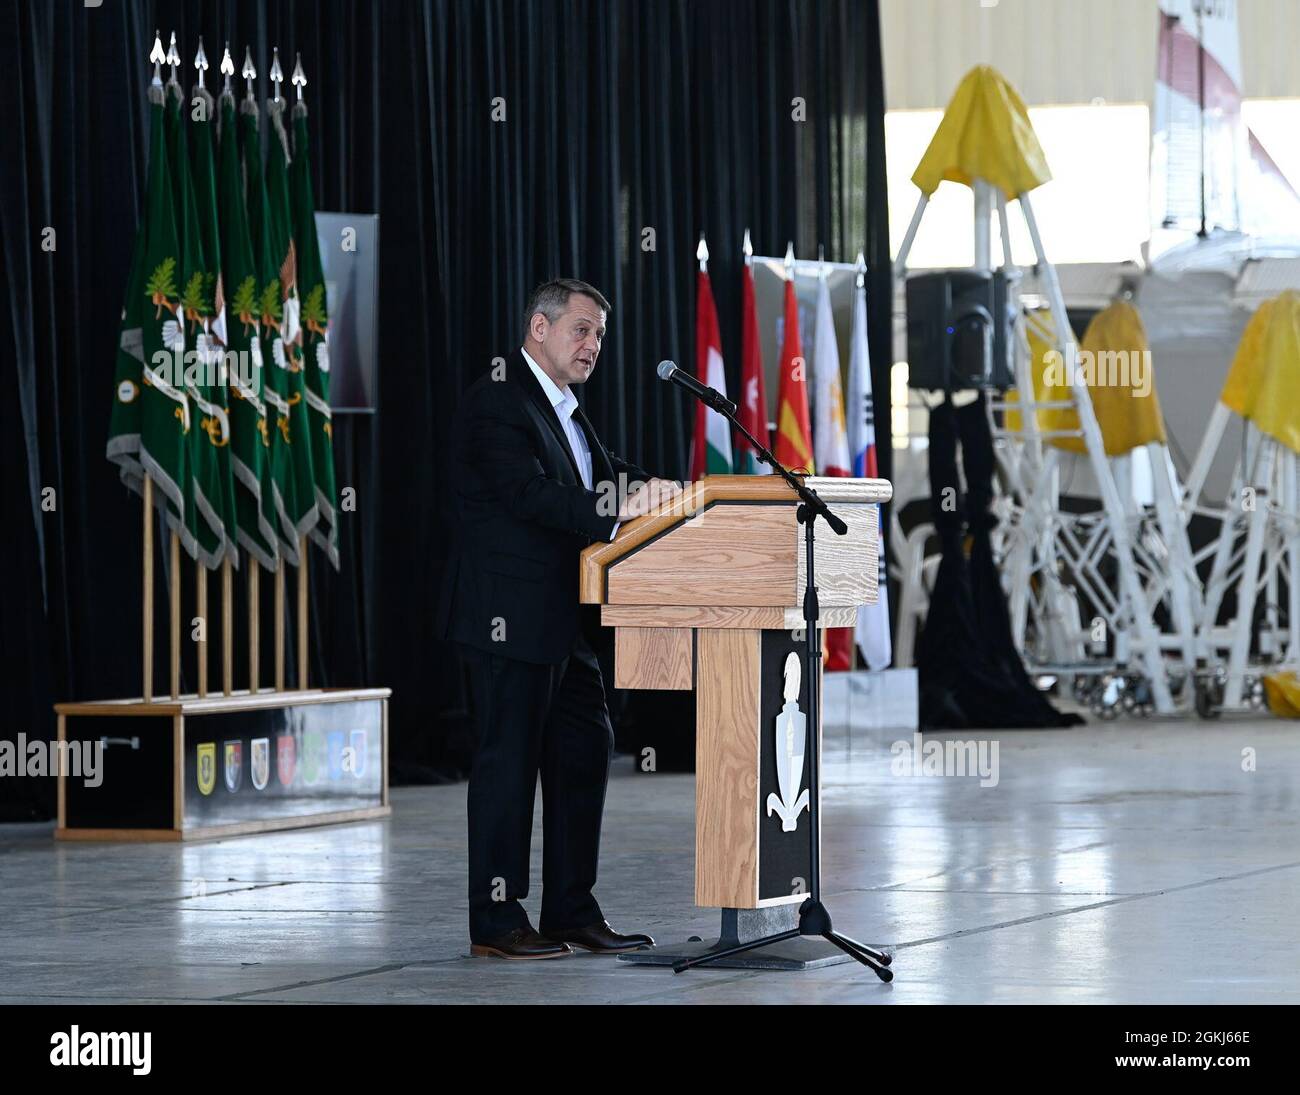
[657,360,737,417]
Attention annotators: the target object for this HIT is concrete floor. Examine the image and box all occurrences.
[3,679,1299,1004]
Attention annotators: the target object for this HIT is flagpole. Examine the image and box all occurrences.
[168,28,183,696]
[248,564,260,692]
[293,51,310,692]
[275,562,285,691]
[143,477,154,702]
[196,562,208,697]
[140,29,164,705]
[222,558,233,696]
[298,536,309,689]
[170,532,181,699]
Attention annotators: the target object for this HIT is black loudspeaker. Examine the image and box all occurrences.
[906,269,1016,390]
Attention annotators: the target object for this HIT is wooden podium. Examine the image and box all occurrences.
[580,473,891,918]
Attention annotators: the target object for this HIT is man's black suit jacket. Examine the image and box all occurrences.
[436,349,652,665]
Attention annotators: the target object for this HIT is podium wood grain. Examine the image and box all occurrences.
[602,605,860,629]
[695,628,762,909]
[614,627,693,690]
[606,505,796,606]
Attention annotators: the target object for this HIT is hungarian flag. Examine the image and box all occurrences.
[217,90,277,570]
[847,268,891,670]
[106,83,191,550]
[811,274,854,669]
[241,95,301,564]
[266,98,319,549]
[291,96,340,570]
[774,274,814,473]
[166,81,233,569]
[690,262,733,480]
[736,256,771,473]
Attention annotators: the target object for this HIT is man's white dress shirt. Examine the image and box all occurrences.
[522,348,619,539]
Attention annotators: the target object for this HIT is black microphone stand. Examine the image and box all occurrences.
[670,398,893,981]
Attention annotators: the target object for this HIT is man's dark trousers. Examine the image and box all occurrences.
[460,630,614,943]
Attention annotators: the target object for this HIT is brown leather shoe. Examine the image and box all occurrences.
[543,920,655,954]
[470,926,574,960]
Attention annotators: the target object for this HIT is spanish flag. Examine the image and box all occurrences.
[774,274,815,473]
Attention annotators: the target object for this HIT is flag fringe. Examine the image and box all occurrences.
[267,98,292,163]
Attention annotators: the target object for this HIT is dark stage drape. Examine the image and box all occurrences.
[0,0,890,819]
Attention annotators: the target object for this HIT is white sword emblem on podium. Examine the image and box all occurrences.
[766,652,810,832]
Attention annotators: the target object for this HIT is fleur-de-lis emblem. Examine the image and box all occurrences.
[766,652,810,832]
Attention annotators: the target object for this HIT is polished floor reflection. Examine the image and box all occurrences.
[2,677,1298,1003]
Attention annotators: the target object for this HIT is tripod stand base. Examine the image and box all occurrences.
[618,905,854,970]
[643,901,893,979]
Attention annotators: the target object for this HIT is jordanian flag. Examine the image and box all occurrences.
[241,94,301,564]
[217,90,277,570]
[689,258,732,480]
[291,96,339,569]
[107,84,192,548]
[166,81,233,568]
[266,97,319,547]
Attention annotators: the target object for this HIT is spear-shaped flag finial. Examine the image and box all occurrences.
[743,228,753,265]
[784,241,796,274]
[855,249,866,288]
[242,46,257,100]
[149,30,165,86]
[697,233,709,270]
[194,36,209,90]
[270,46,283,103]
[292,52,307,102]
[220,42,234,93]
[165,30,180,86]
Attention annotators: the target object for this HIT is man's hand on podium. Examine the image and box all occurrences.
[618,477,682,520]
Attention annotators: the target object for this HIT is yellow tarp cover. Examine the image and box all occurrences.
[1263,670,1300,718]
[911,65,1052,199]
[1220,291,1300,456]
[1006,302,1167,456]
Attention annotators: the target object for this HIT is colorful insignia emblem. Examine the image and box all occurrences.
[251,737,270,791]
[347,729,367,778]
[302,728,324,786]
[196,742,216,796]
[327,730,346,781]
[223,740,244,793]
[276,733,296,787]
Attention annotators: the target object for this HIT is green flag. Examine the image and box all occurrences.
[166,81,232,568]
[241,94,301,565]
[188,82,241,568]
[106,83,192,551]
[266,97,319,548]
[217,90,278,570]
[291,97,340,570]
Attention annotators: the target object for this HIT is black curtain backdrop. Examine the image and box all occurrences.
[0,0,890,820]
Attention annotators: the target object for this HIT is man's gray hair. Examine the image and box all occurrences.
[523,278,611,342]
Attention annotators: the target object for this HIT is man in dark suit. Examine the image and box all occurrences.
[438,278,680,959]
